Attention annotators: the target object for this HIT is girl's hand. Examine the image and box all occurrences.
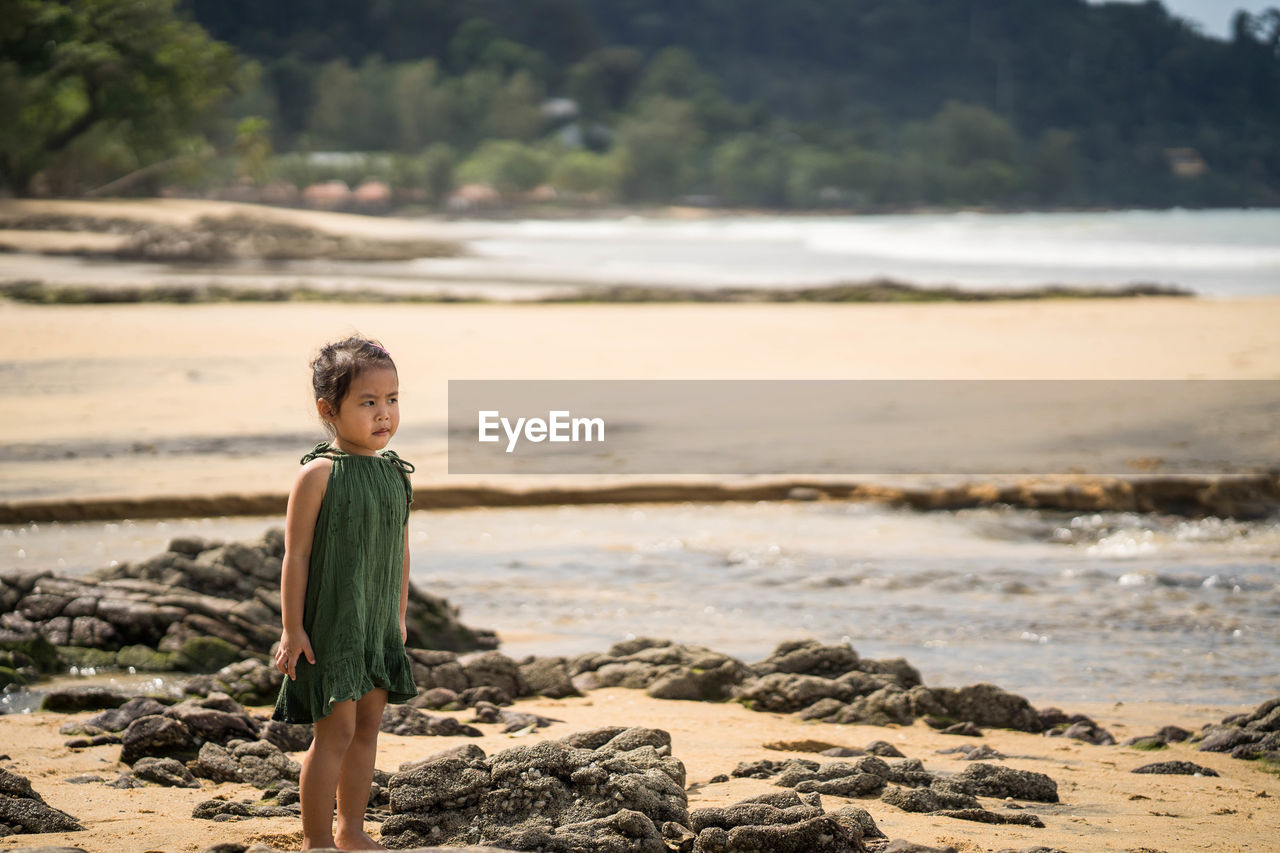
[276,628,315,681]
[399,619,408,645]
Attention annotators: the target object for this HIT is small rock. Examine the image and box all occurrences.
[0,768,85,833]
[107,773,144,789]
[882,841,959,853]
[952,763,1058,802]
[864,740,905,758]
[410,687,461,710]
[1046,717,1116,745]
[934,807,1045,827]
[188,742,243,783]
[1132,761,1220,776]
[39,688,131,713]
[518,656,579,699]
[259,719,313,753]
[132,757,201,788]
[881,782,979,813]
[120,715,198,766]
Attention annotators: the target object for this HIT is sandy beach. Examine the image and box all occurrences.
[0,690,1276,852]
[2,200,1279,851]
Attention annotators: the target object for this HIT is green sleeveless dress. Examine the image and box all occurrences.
[271,441,419,724]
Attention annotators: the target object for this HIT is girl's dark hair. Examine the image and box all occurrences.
[311,336,396,434]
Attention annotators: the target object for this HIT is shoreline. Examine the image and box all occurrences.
[3,471,1280,524]
[3,198,1269,302]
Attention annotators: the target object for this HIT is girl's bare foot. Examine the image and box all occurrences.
[334,828,386,850]
[302,837,336,851]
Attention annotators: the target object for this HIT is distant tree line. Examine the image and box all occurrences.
[4,0,1279,207]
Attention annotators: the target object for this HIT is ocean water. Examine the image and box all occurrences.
[9,208,1277,300]
[420,207,1280,297]
[4,500,1278,707]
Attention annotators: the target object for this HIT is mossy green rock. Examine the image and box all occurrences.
[1127,736,1169,751]
[117,644,178,672]
[177,636,242,672]
[0,635,61,673]
[58,645,121,669]
[0,665,26,689]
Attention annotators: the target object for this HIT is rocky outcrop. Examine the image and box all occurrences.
[380,705,483,738]
[567,638,755,701]
[757,662,1043,733]
[949,764,1058,802]
[1195,697,1280,761]
[734,749,1054,831]
[1039,709,1116,745]
[684,790,885,852]
[380,726,687,850]
[182,659,284,706]
[0,529,496,685]
[128,756,202,788]
[1121,725,1191,750]
[188,739,301,788]
[0,767,84,835]
[518,656,579,699]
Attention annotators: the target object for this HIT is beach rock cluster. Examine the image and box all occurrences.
[50,686,311,796]
[1120,724,1191,751]
[687,789,878,852]
[0,529,495,684]
[734,756,1054,829]
[182,659,286,706]
[1038,708,1116,745]
[1194,697,1280,761]
[0,767,83,836]
[380,647,579,711]
[380,705,483,738]
[562,638,1045,734]
[380,726,688,850]
[380,729,909,853]
[2,526,1104,751]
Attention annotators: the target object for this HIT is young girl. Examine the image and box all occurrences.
[272,335,418,851]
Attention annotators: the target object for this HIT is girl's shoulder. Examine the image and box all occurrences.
[294,455,332,490]
[294,443,336,493]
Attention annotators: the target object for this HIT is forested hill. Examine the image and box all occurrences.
[10,0,1276,205]
[189,0,1278,131]
[181,0,1280,207]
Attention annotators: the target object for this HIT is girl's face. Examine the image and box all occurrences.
[319,366,399,455]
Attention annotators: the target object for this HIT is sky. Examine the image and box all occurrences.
[1095,0,1277,39]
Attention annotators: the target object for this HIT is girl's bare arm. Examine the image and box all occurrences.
[399,521,411,645]
[277,459,330,680]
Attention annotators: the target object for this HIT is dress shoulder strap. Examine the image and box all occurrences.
[378,449,415,475]
[300,441,341,464]
[380,449,415,515]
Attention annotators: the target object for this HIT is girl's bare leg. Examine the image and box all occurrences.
[334,688,389,850]
[300,699,357,850]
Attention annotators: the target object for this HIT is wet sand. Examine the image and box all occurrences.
[2,296,1279,510]
[0,691,1275,852]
